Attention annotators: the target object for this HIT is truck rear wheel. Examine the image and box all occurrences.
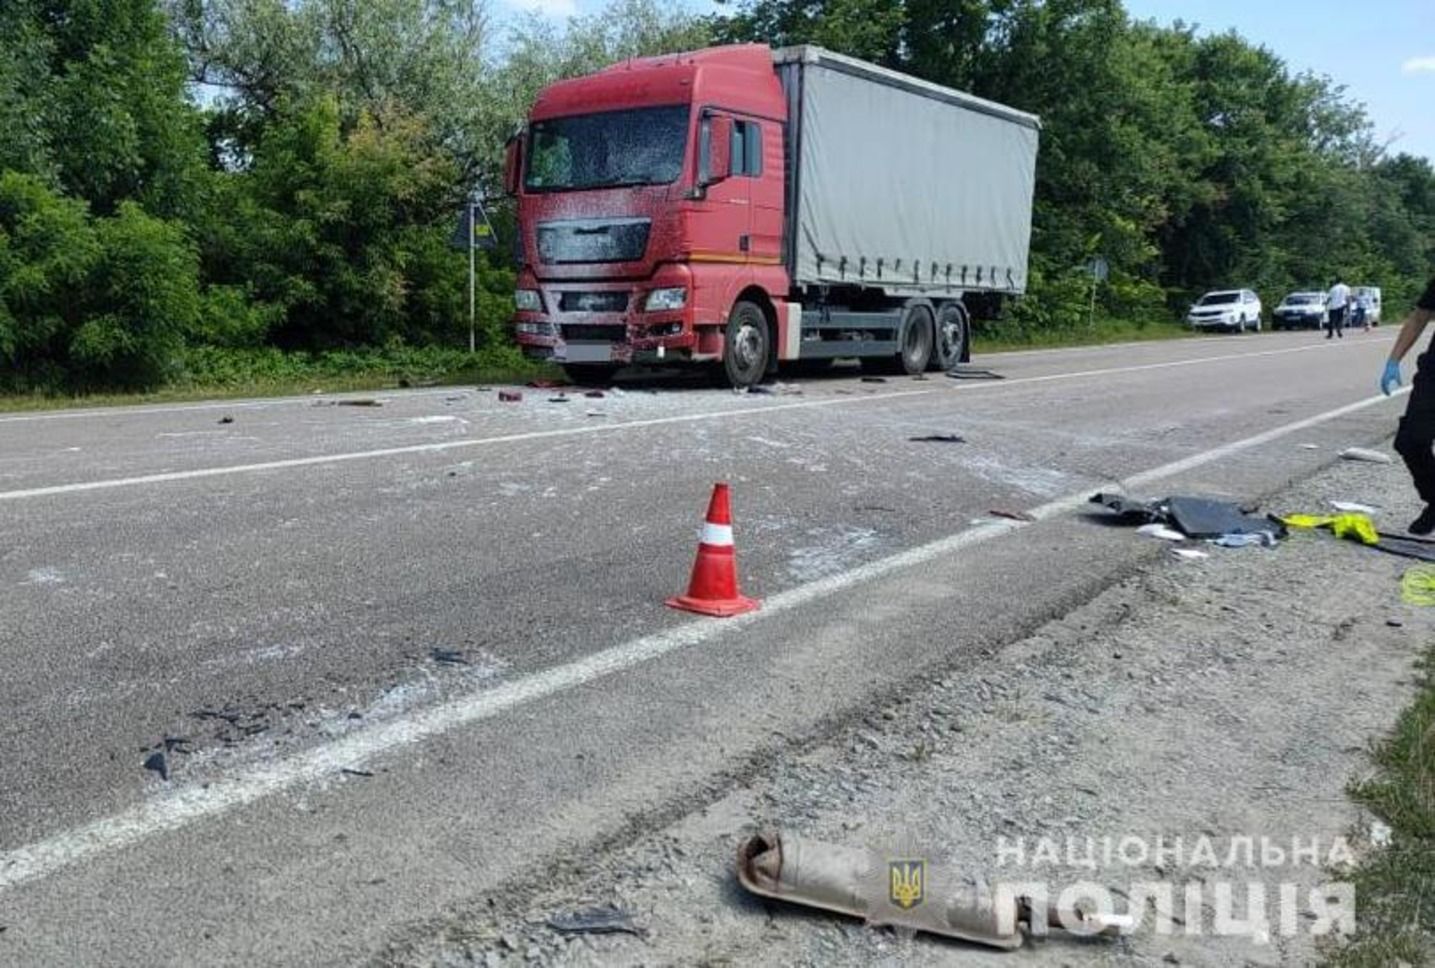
[721,300,770,388]
[933,301,968,370]
[897,304,935,374]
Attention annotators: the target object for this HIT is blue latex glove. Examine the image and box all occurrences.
[1382,359,1402,396]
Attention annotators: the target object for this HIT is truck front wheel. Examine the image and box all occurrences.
[721,301,770,388]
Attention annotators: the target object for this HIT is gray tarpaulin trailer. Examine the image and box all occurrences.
[773,46,1041,298]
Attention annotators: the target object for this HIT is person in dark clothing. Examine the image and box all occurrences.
[1381,275,1435,533]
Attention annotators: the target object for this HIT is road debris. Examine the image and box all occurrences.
[1374,533,1435,562]
[583,390,605,399]
[1281,513,1379,546]
[1089,492,1164,523]
[142,751,169,782]
[498,391,523,403]
[218,415,234,424]
[548,394,570,403]
[1093,493,1283,545]
[736,831,1129,950]
[1171,548,1210,560]
[337,399,382,407]
[584,409,606,418]
[429,648,470,666]
[1165,496,1279,541]
[908,433,966,443]
[545,905,645,937]
[1329,500,1380,514]
[987,508,1034,522]
[1401,566,1435,605]
[947,367,1005,380]
[1339,447,1393,464]
[1212,532,1276,548]
[860,376,887,383]
[340,768,375,778]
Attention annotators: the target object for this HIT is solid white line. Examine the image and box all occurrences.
[0,388,463,425]
[0,337,1390,503]
[0,386,1406,893]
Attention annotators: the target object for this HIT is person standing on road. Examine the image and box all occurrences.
[1326,279,1351,339]
[1379,275,1435,533]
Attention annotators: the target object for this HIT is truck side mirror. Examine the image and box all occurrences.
[503,132,523,196]
[699,114,733,187]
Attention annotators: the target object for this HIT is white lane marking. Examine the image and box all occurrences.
[980,331,1390,361]
[0,387,1405,892]
[0,388,464,425]
[0,338,1393,503]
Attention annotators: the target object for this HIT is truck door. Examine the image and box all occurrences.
[696,111,750,261]
[736,118,782,266]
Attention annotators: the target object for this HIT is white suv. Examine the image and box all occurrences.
[1186,289,1262,333]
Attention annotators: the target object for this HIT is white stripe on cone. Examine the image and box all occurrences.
[700,522,734,546]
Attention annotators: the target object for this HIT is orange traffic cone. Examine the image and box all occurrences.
[666,483,760,617]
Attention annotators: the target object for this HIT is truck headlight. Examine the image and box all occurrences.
[644,287,687,312]
[514,289,542,312]
[515,321,556,337]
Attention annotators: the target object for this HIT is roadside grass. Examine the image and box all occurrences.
[973,316,1197,353]
[0,346,559,413]
[1324,647,1435,966]
[4,317,1210,413]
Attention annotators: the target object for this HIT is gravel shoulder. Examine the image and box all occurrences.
[389,445,1433,968]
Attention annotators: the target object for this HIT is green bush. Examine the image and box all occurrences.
[0,173,199,391]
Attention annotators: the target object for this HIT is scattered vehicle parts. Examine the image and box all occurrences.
[142,751,169,782]
[1339,447,1393,464]
[736,831,1129,950]
[336,399,382,407]
[987,508,1034,522]
[1166,496,1282,541]
[498,391,523,403]
[1136,524,1186,541]
[546,905,645,937]
[1329,500,1380,514]
[909,433,965,443]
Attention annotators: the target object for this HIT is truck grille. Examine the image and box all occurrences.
[538,218,650,265]
[562,324,626,342]
[558,291,630,313]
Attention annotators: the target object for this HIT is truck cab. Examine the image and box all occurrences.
[506,45,789,385]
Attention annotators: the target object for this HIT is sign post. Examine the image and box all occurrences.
[1086,255,1109,330]
[452,194,498,353]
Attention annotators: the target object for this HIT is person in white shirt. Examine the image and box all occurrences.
[1326,280,1350,339]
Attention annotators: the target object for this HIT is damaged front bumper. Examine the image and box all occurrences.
[512,266,716,365]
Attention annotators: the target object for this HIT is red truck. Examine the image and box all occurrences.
[503,44,1039,387]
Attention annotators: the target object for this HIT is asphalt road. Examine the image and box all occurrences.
[0,329,1411,965]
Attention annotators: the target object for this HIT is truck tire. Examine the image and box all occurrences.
[562,363,620,386]
[721,300,770,388]
[896,304,935,374]
[933,301,969,370]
